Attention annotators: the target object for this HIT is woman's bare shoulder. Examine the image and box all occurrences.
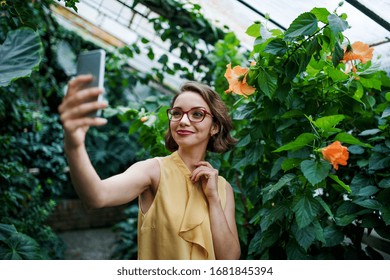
[127,157,161,187]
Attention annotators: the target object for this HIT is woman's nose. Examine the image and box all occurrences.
[179,112,191,125]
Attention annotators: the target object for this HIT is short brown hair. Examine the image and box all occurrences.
[165,81,237,153]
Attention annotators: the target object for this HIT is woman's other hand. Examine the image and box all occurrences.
[191,161,219,202]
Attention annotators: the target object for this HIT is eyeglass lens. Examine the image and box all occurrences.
[168,108,207,122]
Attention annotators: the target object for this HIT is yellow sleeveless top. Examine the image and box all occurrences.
[137,151,227,260]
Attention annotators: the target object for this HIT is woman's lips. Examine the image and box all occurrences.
[176,130,194,135]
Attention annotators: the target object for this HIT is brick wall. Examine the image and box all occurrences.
[46,199,131,231]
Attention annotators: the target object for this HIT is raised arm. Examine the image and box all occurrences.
[58,75,158,208]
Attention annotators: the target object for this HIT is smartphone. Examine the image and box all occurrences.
[76,49,106,117]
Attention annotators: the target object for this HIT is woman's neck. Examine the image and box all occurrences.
[177,147,206,172]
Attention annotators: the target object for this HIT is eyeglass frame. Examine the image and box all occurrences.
[166,107,214,123]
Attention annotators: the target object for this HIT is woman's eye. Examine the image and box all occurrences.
[191,111,205,119]
[172,111,182,117]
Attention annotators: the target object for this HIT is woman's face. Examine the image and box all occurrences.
[169,91,218,152]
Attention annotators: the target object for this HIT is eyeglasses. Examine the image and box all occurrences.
[167,107,213,123]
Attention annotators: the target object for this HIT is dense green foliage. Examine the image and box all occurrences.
[1,0,389,260]
[228,7,390,259]
[0,0,142,259]
[0,0,77,259]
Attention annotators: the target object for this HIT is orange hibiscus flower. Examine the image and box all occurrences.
[224,63,256,98]
[342,41,374,73]
[321,141,349,170]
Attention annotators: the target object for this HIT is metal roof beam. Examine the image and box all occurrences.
[345,0,390,32]
[236,0,287,31]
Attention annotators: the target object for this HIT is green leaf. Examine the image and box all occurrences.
[381,107,390,118]
[292,193,321,229]
[310,7,331,24]
[329,174,352,193]
[286,239,308,260]
[245,141,263,165]
[335,132,373,148]
[128,119,143,134]
[250,208,266,225]
[141,37,150,44]
[293,223,316,250]
[360,76,382,91]
[147,47,155,60]
[257,68,278,99]
[281,158,302,172]
[0,28,43,87]
[335,214,357,226]
[336,201,360,216]
[300,159,331,186]
[258,204,289,231]
[358,129,381,136]
[323,225,344,247]
[378,178,390,189]
[0,223,17,241]
[312,220,326,244]
[262,173,296,194]
[233,102,256,120]
[236,134,251,148]
[353,199,382,210]
[332,41,344,67]
[312,115,345,131]
[274,133,316,152]
[327,67,349,82]
[260,225,281,249]
[315,196,334,220]
[264,38,288,56]
[281,110,305,119]
[352,82,365,102]
[158,54,168,64]
[356,185,379,196]
[248,225,280,255]
[385,92,390,101]
[328,14,349,34]
[285,12,318,40]
[348,145,365,154]
[246,23,261,37]
[369,153,390,171]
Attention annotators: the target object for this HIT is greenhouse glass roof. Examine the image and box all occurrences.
[54,0,390,88]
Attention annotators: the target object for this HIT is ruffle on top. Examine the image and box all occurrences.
[171,152,213,259]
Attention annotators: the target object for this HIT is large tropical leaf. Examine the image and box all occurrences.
[0,28,43,87]
[0,224,42,260]
[0,232,41,260]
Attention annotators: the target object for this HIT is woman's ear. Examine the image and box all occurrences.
[210,123,219,136]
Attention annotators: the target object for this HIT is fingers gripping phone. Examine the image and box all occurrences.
[76,49,106,117]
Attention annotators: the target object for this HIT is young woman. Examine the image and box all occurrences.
[58,75,241,260]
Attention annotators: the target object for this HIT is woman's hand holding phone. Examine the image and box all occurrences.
[58,74,108,150]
